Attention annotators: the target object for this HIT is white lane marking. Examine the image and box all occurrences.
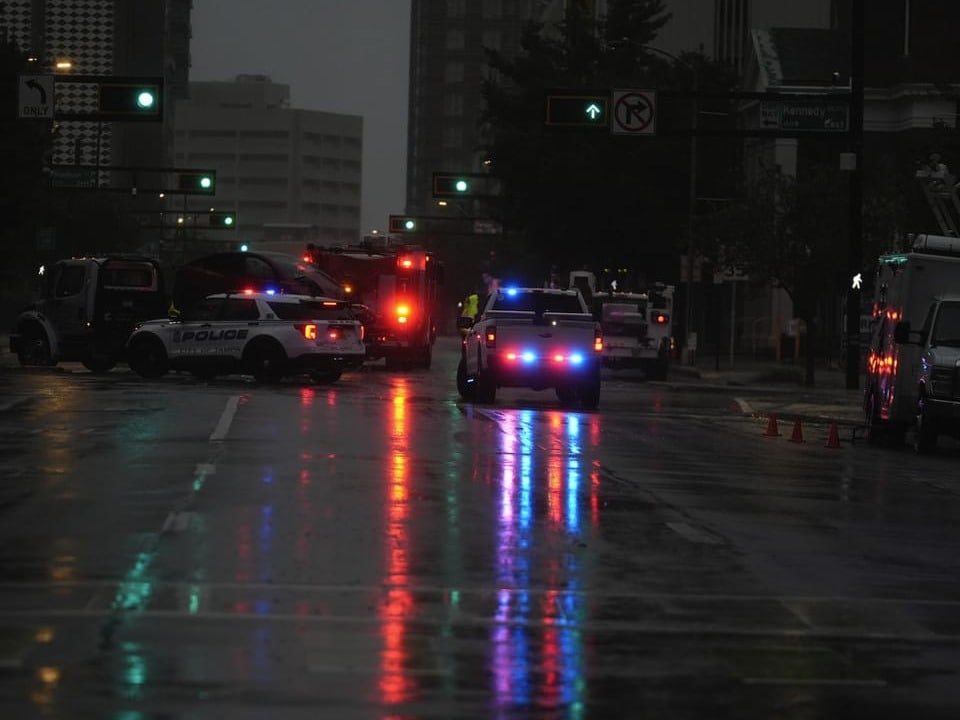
[209,395,240,441]
[6,580,960,607]
[742,677,887,688]
[733,397,754,415]
[161,511,197,533]
[666,521,725,546]
[0,608,949,643]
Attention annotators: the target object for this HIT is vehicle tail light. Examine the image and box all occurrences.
[359,325,365,341]
[295,323,318,340]
[398,257,414,270]
[396,303,411,325]
[652,312,669,325]
[243,287,255,295]
[594,328,603,352]
[327,327,342,341]
[485,326,497,349]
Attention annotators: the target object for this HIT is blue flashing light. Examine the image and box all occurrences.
[521,351,537,364]
[506,287,519,297]
[569,352,585,365]
[265,287,277,295]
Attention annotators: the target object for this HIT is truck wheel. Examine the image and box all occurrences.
[579,380,601,410]
[82,354,116,374]
[864,390,884,445]
[311,369,342,384]
[128,336,169,379]
[914,395,938,454]
[245,340,286,383]
[456,358,475,400]
[556,384,577,405]
[475,355,496,403]
[17,325,53,367]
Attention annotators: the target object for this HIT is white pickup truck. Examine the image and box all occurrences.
[456,287,603,408]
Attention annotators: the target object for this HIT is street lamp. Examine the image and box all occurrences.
[609,39,700,364]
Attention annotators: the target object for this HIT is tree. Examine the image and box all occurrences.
[702,162,849,386]
[478,0,737,284]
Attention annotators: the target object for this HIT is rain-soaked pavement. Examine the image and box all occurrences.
[1,340,960,719]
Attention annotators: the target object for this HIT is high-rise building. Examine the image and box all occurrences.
[0,0,190,175]
[174,75,363,250]
[405,0,548,219]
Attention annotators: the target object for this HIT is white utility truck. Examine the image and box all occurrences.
[864,233,960,450]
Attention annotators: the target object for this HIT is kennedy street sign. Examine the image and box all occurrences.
[760,99,848,132]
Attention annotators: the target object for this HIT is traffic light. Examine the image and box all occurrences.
[176,171,216,194]
[209,211,236,227]
[389,214,418,233]
[433,174,472,198]
[97,79,163,120]
[544,93,609,127]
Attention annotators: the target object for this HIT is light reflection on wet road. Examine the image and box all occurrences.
[1,343,960,718]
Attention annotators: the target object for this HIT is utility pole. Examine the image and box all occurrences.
[845,0,865,390]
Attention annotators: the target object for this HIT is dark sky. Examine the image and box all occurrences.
[189,0,411,235]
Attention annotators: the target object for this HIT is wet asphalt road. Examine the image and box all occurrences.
[1,339,960,718]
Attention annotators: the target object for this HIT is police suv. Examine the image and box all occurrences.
[127,292,365,383]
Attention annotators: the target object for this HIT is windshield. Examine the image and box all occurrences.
[932,302,960,347]
[491,291,584,314]
[267,299,354,321]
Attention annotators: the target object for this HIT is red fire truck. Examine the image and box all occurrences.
[304,243,442,369]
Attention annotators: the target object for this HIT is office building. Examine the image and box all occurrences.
[173,75,363,250]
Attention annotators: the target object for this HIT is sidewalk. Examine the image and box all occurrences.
[666,355,866,427]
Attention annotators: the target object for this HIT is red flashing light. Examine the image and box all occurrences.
[399,257,414,270]
[653,312,669,324]
[327,328,342,341]
[243,287,254,295]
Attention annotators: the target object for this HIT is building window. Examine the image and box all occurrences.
[188,152,234,162]
[446,29,465,50]
[482,0,502,19]
[239,153,288,163]
[444,62,464,83]
[239,130,289,140]
[447,0,465,17]
[443,94,464,117]
[190,129,236,139]
[482,30,501,51]
[442,126,463,150]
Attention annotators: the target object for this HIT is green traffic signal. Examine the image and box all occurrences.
[176,171,216,194]
[544,94,608,127]
[433,173,474,197]
[210,211,236,227]
[389,214,417,233]
[97,81,163,118]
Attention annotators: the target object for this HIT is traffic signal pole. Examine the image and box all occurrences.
[845,0,865,390]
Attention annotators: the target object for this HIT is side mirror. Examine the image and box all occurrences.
[893,320,914,344]
[457,315,474,330]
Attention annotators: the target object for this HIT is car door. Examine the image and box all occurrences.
[168,297,224,363]
[46,262,91,341]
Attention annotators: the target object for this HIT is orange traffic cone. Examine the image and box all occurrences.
[789,418,804,443]
[764,415,781,437]
[825,423,841,449]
